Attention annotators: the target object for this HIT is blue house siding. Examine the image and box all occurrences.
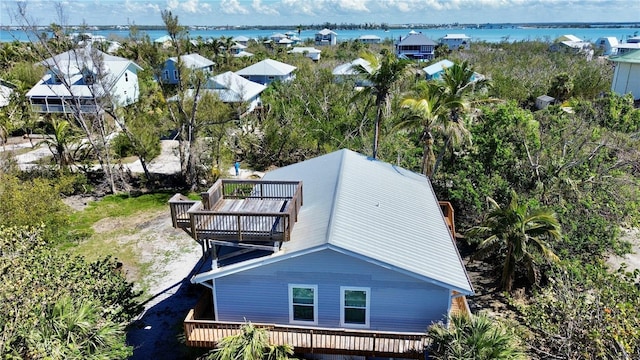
[161,60,180,84]
[213,249,451,332]
[241,74,291,86]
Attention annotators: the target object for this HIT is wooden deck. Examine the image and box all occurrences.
[169,180,303,246]
[182,293,470,357]
[184,313,428,358]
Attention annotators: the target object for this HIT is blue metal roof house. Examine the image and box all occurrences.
[169,149,473,358]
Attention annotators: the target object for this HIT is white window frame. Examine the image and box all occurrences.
[288,284,318,325]
[163,70,169,80]
[340,286,370,328]
[173,70,179,80]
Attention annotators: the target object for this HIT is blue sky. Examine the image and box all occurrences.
[3,0,640,27]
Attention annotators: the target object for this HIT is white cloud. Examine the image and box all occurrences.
[125,0,161,13]
[252,0,279,15]
[220,0,250,14]
[335,0,370,12]
[281,0,318,16]
[166,0,210,13]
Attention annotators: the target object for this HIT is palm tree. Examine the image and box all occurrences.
[208,322,293,360]
[398,81,468,177]
[469,190,562,292]
[428,313,526,360]
[431,60,490,174]
[40,118,84,172]
[440,60,488,102]
[26,296,130,359]
[352,49,410,159]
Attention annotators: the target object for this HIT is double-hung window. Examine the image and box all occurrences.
[340,287,370,328]
[289,284,317,324]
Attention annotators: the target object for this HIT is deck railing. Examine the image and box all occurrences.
[184,314,428,358]
[169,193,196,229]
[438,201,455,237]
[169,180,303,244]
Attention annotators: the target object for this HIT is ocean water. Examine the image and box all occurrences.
[1,25,639,44]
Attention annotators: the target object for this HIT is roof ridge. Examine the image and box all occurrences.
[324,149,349,245]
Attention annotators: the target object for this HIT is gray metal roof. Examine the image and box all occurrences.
[169,53,215,69]
[192,149,473,294]
[236,59,297,76]
[332,58,373,75]
[397,32,437,46]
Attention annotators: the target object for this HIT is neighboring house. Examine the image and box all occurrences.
[609,50,640,100]
[230,42,248,55]
[627,36,640,44]
[276,37,294,47]
[615,37,640,55]
[616,43,640,55]
[423,59,484,82]
[203,71,266,114]
[549,35,592,54]
[169,149,473,358]
[332,57,374,86]
[269,33,289,43]
[288,47,322,61]
[596,37,619,56]
[357,34,381,44]
[26,47,142,114]
[154,35,173,48]
[315,28,338,46]
[423,59,454,80]
[439,33,471,49]
[0,80,16,107]
[232,35,250,46]
[160,53,215,85]
[236,59,297,85]
[395,30,437,61]
[288,35,302,45]
[233,50,254,58]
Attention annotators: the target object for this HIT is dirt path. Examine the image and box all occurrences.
[93,207,206,359]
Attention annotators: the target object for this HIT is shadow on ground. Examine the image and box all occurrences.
[127,257,211,360]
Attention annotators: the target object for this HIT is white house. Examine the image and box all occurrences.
[160,53,215,85]
[204,71,266,113]
[288,47,322,61]
[357,34,381,44]
[154,35,173,48]
[596,37,619,56]
[332,58,373,87]
[236,59,297,85]
[609,50,640,100]
[269,33,289,43]
[614,37,640,56]
[0,80,16,107]
[315,29,338,46]
[439,34,471,49]
[232,35,250,46]
[26,47,142,114]
[549,35,592,54]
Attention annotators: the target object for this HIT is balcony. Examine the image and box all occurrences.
[183,294,429,358]
[29,101,99,114]
[169,179,303,251]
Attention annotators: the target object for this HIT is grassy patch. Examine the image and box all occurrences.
[68,192,173,238]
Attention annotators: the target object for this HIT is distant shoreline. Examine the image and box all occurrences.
[2,21,639,32]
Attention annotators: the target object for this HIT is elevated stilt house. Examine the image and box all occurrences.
[170,149,473,359]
